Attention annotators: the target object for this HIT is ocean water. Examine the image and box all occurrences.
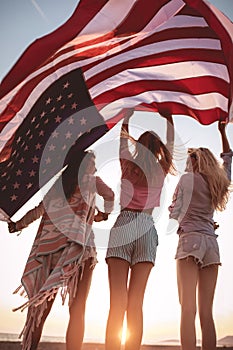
[0,332,65,343]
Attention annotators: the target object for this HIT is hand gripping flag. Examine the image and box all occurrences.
[0,0,233,217]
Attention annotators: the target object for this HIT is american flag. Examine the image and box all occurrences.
[0,68,107,216]
[0,0,233,217]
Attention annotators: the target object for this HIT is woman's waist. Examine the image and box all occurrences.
[121,207,153,215]
[178,218,215,235]
[120,194,160,212]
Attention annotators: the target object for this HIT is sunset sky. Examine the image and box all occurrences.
[0,0,233,345]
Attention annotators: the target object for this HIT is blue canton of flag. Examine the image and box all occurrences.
[0,68,108,217]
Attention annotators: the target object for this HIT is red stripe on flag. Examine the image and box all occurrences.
[92,77,229,106]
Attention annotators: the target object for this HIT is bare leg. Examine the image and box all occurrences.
[177,257,199,350]
[105,258,130,350]
[125,262,153,350]
[30,299,54,350]
[66,258,93,350]
[198,265,218,350]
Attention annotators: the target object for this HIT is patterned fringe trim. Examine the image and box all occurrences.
[12,258,97,350]
[19,290,58,350]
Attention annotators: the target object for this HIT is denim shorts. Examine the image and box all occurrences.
[175,231,221,268]
[106,210,158,266]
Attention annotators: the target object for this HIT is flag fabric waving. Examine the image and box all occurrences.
[0,0,233,217]
[0,68,108,217]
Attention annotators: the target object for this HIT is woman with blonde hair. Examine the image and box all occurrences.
[169,121,232,350]
[105,109,176,350]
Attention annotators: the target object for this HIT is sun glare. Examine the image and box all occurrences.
[120,320,130,345]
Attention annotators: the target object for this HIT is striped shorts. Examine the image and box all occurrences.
[106,210,158,266]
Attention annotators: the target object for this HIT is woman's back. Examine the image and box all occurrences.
[120,154,166,210]
[171,172,215,235]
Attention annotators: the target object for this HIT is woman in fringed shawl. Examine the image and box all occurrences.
[8,150,115,350]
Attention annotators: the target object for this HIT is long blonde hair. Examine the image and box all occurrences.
[188,147,231,211]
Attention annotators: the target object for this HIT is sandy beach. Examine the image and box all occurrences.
[0,342,233,350]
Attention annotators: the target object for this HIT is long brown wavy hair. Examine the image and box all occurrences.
[122,129,176,186]
[188,147,231,211]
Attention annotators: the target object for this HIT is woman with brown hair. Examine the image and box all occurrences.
[105,109,176,350]
[8,150,114,350]
[169,121,232,350]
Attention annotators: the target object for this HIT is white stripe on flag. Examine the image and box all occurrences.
[99,90,229,120]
